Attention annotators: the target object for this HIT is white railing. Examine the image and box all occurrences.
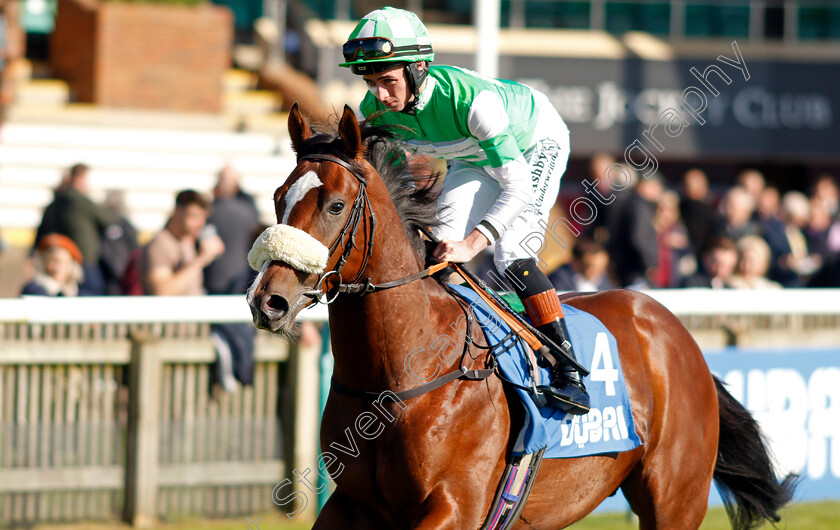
[0,295,328,323]
[1,289,838,324]
[640,288,840,316]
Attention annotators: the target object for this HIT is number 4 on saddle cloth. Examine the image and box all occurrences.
[448,284,642,458]
[448,284,642,529]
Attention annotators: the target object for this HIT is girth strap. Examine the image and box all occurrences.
[330,366,495,402]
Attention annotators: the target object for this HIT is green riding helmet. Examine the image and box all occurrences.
[339,6,434,76]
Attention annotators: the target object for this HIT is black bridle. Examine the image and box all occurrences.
[293,153,496,402]
[297,153,377,304]
[297,153,449,303]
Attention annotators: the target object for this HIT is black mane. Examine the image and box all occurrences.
[293,120,441,259]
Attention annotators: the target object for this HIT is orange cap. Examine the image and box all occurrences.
[38,234,83,264]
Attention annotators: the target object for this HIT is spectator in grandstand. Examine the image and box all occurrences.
[806,174,839,260]
[99,190,139,295]
[138,190,224,296]
[810,176,840,288]
[582,152,632,249]
[712,186,761,243]
[811,173,839,219]
[549,238,615,292]
[728,236,781,290]
[807,194,833,259]
[610,172,664,288]
[736,168,766,220]
[651,190,696,289]
[21,234,93,297]
[757,186,782,226]
[203,165,262,390]
[203,165,261,295]
[678,168,714,260]
[764,191,822,287]
[683,236,738,289]
[33,163,115,295]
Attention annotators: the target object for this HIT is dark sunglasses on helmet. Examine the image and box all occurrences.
[342,37,396,62]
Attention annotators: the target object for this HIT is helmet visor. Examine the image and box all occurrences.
[343,37,396,63]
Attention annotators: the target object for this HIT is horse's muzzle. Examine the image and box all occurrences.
[250,293,290,332]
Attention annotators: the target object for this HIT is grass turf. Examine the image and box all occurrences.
[33,500,838,529]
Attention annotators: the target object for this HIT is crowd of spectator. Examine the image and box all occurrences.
[570,154,840,291]
[17,158,840,301]
[26,163,259,299]
[10,156,838,381]
[24,162,265,389]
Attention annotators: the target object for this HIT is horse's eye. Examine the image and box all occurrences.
[328,202,345,215]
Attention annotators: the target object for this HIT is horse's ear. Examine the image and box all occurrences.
[288,102,313,154]
[338,105,363,159]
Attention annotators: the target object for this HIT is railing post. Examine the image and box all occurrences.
[282,337,321,521]
[124,331,162,527]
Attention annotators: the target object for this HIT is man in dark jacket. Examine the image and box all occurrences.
[610,173,664,288]
[203,166,261,389]
[203,165,261,295]
[35,164,115,294]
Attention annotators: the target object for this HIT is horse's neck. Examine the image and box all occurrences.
[327,193,464,391]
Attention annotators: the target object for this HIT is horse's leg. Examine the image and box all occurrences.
[314,489,391,530]
[616,298,719,529]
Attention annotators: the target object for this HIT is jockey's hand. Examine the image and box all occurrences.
[433,229,491,263]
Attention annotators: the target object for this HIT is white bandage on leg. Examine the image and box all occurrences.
[247,224,329,274]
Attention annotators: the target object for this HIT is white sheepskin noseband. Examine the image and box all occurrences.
[247,224,329,274]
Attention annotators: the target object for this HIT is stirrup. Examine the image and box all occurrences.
[535,383,590,416]
[535,365,590,415]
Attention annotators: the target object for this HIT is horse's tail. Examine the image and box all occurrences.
[712,375,797,530]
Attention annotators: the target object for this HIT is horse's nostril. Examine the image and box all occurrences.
[265,295,289,315]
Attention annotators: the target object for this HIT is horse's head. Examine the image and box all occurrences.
[247,104,375,334]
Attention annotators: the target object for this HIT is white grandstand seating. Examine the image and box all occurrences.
[0,123,298,236]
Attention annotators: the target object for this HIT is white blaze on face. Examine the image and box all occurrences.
[282,170,323,225]
[246,259,271,305]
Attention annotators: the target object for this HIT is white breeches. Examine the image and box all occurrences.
[433,100,570,273]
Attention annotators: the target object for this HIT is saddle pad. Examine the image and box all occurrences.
[449,284,642,458]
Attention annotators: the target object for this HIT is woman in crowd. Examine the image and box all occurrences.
[21,233,93,297]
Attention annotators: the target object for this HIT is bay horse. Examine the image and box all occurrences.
[248,104,795,529]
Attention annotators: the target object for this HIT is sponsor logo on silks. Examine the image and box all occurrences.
[559,405,631,448]
[529,138,561,210]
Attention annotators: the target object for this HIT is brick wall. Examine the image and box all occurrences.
[51,0,97,103]
[51,0,232,113]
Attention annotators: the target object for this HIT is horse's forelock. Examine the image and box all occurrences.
[290,119,441,261]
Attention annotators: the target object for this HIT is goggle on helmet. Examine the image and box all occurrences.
[339,7,435,76]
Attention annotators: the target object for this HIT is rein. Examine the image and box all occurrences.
[296,154,497,402]
[331,283,498,403]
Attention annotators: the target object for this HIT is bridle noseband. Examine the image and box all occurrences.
[296,153,453,305]
[297,153,377,304]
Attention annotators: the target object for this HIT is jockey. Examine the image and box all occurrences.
[340,7,589,415]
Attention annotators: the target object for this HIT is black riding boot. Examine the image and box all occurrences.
[505,258,590,415]
[535,317,590,416]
